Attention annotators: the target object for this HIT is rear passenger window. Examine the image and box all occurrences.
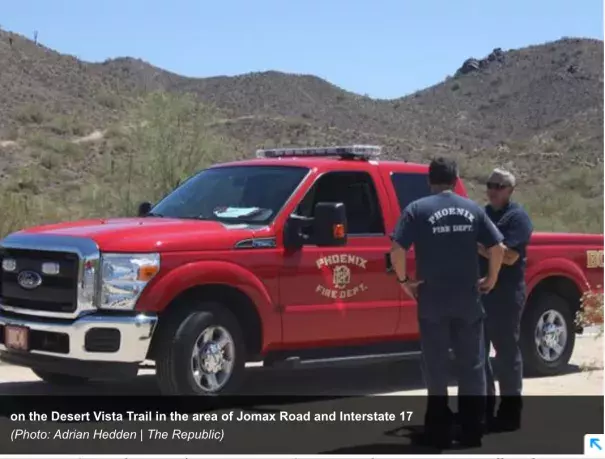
[391,173,431,211]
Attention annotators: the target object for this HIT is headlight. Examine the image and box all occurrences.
[99,253,160,310]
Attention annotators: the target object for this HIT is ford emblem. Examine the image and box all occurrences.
[17,270,43,290]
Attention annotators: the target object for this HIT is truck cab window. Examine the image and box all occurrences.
[390,172,431,211]
[296,171,385,235]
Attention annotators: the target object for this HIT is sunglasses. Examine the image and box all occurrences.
[486,182,508,190]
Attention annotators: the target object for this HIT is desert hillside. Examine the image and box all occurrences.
[0,29,602,235]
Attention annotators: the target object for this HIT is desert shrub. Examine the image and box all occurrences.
[576,289,604,336]
[81,92,233,217]
[14,104,46,124]
[0,193,31,237]
[96,91,123,110]
[44,115,89,136]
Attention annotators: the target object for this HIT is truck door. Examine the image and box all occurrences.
[279,169,400,346]
[381,170,433,339]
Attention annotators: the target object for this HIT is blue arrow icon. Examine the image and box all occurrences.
[591,438,602,450]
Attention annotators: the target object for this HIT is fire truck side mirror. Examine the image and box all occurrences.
[313,202,348,247]
[283,202,348,250]
[137,202,152,217]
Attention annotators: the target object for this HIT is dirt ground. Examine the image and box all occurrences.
[517,334,603,396]
[0,333,602,396]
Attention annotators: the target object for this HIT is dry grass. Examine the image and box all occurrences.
[0,29,602,237]
[576,290,604,374]
[577,290,604,333]
[0,92,240,237]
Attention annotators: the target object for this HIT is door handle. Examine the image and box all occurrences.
[385,252,394,274]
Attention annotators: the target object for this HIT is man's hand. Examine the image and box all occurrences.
[478,276,497,293]
[401,279,423,299]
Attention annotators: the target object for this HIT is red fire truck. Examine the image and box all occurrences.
[1,146,602,395]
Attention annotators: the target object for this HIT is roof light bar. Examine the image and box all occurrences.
[256,145,382,159]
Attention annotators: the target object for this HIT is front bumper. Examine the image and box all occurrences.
[0,311,157,378]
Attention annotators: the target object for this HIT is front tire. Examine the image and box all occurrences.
[155,301,247,395]
[521,292,575,377]
[32,369,91,386]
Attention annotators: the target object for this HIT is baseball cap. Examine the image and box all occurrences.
[487,168,516,187]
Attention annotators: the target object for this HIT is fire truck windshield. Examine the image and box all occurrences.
[150,165,309,224]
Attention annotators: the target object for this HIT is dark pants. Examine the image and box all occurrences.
[484,288,525,420]
[418,315,486,439]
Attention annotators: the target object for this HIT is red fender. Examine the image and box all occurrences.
[136,260,280,350]
[526,257,590,296]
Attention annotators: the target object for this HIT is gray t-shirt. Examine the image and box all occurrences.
[392,191,503,319]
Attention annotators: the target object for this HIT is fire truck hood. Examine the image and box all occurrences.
[13,217,262,252]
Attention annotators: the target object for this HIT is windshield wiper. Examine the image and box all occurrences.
[146,212,164,217]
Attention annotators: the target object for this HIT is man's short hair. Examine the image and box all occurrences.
[428,157,458,186]
[487,168,516,188]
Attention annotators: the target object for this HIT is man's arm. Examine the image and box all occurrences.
[390,205,422,298]
[500,211,533,265]
[478,242,515,264]
[479,211,533,265]
[390,206,415,281]
[477,210,505,292]
[485,243,505,284]
[390,241,408,280]
[502,247,520,266]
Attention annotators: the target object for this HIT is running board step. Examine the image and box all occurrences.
[265,351,422,370]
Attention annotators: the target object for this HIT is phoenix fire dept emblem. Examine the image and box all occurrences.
[315,253,368,299]
[332,265,351,289]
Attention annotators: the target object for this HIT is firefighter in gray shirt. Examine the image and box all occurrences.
[391,158,505,448]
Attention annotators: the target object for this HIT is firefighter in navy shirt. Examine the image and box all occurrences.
[478,169,533,432]
[390,158,504,449]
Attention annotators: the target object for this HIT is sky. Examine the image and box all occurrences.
[2,0,603,99]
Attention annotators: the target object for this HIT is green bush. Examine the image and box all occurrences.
[14,105,46,124]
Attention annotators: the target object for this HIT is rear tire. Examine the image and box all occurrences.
[155,301,247,395]
[32,369,90,386]
[521,292,575,377]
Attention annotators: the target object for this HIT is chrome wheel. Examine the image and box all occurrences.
[190,326,235,393]
[534,309,567,362]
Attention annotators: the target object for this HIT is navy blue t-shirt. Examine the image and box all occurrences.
[392,191,503,319]
[479,201,533,300]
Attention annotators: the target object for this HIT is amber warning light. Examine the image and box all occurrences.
[256,145,382,159]
[333,224,346,239]
[138,264,160,282]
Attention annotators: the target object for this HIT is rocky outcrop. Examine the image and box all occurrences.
[457,48,506,75]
